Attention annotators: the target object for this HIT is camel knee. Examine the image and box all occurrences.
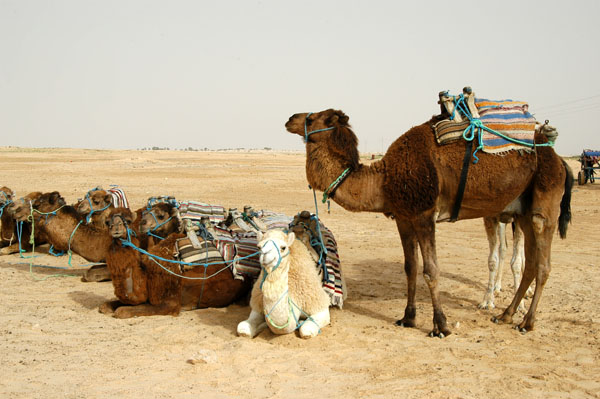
[237,310,266,338]
[299,308,330,339]
[532,214,546,234]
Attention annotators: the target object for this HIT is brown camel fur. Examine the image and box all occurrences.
[76,188,115,231]
[100,208,148,313]
[0,187,16,249]
[100,203,252,318]
[286,109,573,337]
[24,191,112,263]
[1,191,46,255]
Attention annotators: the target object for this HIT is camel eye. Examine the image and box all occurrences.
[93,200,100,205]
[158,214,165,220]
[280,246,287,251]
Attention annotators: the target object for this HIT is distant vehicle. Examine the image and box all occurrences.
[578,149,600,185]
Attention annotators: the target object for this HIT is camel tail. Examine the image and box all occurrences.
[558,158,574,239]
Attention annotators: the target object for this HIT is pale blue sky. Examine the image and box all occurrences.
[1,0,598,155]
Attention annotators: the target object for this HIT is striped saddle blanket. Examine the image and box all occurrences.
[178,200,226,223]
[174,210,345,308]
[175,210,292,278]
[108,187,130,209]
[434,98,537,154]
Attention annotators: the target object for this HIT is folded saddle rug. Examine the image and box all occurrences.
[434,97,537,154]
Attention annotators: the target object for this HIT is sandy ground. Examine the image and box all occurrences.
[0,147,598,399]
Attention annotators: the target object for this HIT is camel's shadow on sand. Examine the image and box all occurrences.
[342,259,486,325]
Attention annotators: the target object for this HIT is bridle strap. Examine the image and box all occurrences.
[304,112,335,143]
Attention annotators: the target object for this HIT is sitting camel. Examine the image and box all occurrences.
[76,187,116,231]
[11,191,114,281]
[237,229,331,339]
[1,191,45,255]
[100,203,252,318]
[0,187,16,249]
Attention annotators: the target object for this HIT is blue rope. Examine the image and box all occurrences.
[311,189,330,282]
[83,188,112,224]
[447,93,554,164]
[48,245,65,257]
[259,239,289,289]
[304,112,335,143]
[119,238,260,269]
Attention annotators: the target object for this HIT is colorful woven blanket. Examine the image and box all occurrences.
[315,221,345,308]
[179,200,226,223]
[108,187,130,209]
[176,209,345,309]
[475,98,536,154]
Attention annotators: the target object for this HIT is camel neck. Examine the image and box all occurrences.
[261,268,297,333]
[305,143,388,213]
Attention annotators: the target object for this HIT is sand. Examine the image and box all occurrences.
[0,147,598,399]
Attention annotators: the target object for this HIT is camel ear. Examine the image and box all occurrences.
[327,110,349,126]
[49,191,62,205]
[286,231,296,247]
[256,231,263,241]
[169,206,179,217]
[104,194,113,205]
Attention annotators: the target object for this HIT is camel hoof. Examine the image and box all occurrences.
[237,322,253,338]
[492,317,500,324]
[113,308,134,319]
[98,302,116,314]
[82,265,111,283]
[299,323,320,339]
[395,319,416,328]
[428,329,450,338]
[478,301,495,310]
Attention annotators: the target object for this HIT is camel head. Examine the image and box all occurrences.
[77,188,113,215]
[8,191,44,222]
[0,186,14,206]
[256,229,295,273]
[286,109,360,171]
[140,202,181,237]
[106,208,135,239]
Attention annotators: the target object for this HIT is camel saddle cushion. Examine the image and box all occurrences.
[434,98,537,154]
[174,235,224,273]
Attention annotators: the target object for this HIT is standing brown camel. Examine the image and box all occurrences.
[286,109,572,337]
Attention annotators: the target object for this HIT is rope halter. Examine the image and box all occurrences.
[82,188,112,224]
[141,208,173,240]
[304,112,335,143]
[258,238,290,289]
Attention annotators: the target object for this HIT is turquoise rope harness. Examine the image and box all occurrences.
[259,240,321,334]
[141,208,173,240]
[82,188,112,224]
[304,112,335,143]
[445,92,554,164]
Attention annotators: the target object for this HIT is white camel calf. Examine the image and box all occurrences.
[237,229,331,339]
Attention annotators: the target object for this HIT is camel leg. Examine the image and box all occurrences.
[81,264,111,282]
[299,308,330,339]
[479,217,501,310]
[0,243,22,255]
[494,222,507,293]
[99,300,123,314]
[394,219,419,328]
[516,211,557,332]
[414,214,451,338]
[113,298,180,318]
[237,309,268,338]
[509,223,529,311]
[492,216,537,326]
